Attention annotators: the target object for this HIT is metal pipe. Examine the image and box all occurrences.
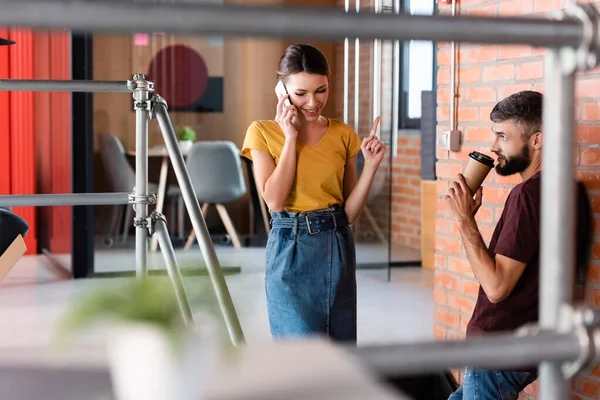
[391,0,400,157]
[354,0,360,133]
[343,0,349,125]
[0,1,584,47]
[350,330,580,377]
[0,79,130,92]
[354,38,360,133]
[0,193,130,207]
[133,75,151,279]
[449,0,457,132]
[539,48,576,400]
[372,0,382,138]
[153,101,245,347]
[153,213,194,326]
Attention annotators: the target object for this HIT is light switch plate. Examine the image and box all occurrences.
[440,130,462,152]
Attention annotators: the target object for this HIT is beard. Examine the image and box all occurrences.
[495,145,531,176]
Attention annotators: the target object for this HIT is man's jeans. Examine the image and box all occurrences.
[448,368,537,400]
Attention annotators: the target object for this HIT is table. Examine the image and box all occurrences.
[127,145,189,252]
[127,145,271,252]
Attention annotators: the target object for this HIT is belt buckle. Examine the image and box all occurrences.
[306,215,320,235]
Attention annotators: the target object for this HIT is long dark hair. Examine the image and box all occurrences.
[276,44,330,82]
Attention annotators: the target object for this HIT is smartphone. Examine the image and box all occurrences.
[275,80,293,108]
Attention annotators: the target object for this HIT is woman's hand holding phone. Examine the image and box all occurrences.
[275,91,298,141]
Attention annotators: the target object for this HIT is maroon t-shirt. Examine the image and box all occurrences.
[467,172,541,337]
[464,171,592,374]
[467,171,591,337]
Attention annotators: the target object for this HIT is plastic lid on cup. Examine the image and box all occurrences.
[468,151,495,168]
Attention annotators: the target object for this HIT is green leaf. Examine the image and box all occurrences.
[178,126,196,141]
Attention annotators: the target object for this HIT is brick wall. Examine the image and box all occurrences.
[392,135,421,248]
[332,0,422,250]
[435,0,600,398]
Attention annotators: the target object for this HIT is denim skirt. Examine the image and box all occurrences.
[265,204,357,342]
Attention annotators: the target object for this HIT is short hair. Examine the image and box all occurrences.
[490,90,543,139]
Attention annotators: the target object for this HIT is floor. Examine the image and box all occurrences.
[0,244,434,368]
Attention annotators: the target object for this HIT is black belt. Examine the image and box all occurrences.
[271,209,348,235]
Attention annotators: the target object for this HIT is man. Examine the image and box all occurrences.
[445,90,592,399]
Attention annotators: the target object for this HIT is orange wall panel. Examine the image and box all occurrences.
[49,31,72,254]
[33,31,52,251]
[0,27,10,196]
[9,28,37,254]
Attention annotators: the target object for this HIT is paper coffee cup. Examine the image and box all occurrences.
[462,151,495,195]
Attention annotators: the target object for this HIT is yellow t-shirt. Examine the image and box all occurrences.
[241,118,362,213]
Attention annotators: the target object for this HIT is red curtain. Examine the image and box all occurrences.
[0,28,72,255]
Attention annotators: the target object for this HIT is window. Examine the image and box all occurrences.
[388,0,436,129]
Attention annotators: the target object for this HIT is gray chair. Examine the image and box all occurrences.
[183,141,246,251]
[98,133,181,245]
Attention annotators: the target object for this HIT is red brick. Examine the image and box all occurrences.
[575,376,600,398]
[438,48,450,66]
[436,197,451,215]
[478,224,496,244]
[474,205,494,224]
[457,106,478,122]
[438,68,450,86]
[576,78,600,99]
[434,306,460,328]
[497,84,534,100]
[480,186,511,204]
[463,87,496,103]
[462,279,480,299]
[438,106,449,121]
[459,46,497,64]
[458,66,482,84]
[580,148,600,166]
[447,256,472,276]
[587,264,600,283]
[437,87,451,106]
[483,64,515,82]
[436,162,462,179]
[576,170,600,190]
[435,253,447,269]
[436,179,449,194]
[448,145,479,162]
[459,313,470,331]
[499,0,534,16]
[447,291,476,315]
[533,0,566,13]
[436,234,462,255]
[577,125,600,143]
[434,289,447,306]
[581,102,600,121]
[498,45,533,61]
[464,4,497,16]
[516,61,544,80]
[434,271,460,291]
[433,324,446,340]
[463,126,493,143]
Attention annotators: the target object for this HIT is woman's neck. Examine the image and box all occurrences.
[296,116,326,135]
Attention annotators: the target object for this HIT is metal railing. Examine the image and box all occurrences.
[1,0,600,397]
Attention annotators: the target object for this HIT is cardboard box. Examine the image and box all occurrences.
[0,235,26,283]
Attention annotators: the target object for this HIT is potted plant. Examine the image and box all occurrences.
[57,277,223,400]
[178,125,196,153]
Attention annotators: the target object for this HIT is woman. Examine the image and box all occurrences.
[241,44,385,342]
